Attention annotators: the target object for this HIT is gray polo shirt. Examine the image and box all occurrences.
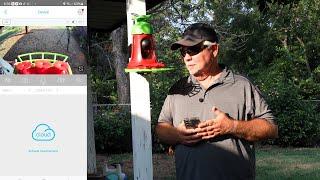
[158,65,275,180]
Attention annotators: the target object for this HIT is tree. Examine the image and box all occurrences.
[256,0,301,12]
[111,24,130,104]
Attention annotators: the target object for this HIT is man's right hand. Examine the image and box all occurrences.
[176,122,202,146]
[156,122,202,146]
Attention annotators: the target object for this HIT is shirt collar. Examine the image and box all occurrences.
[187,64,235,88]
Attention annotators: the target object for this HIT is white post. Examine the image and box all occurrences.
[126,0,153,180]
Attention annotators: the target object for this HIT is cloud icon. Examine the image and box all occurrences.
[32,124,55,141]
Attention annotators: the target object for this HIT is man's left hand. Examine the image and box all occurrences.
[197,106,236,139]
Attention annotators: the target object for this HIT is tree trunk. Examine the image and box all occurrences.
[70,27,97,174]
[296,36,312,76]
[87,74,97,174]
[111,24,130,104]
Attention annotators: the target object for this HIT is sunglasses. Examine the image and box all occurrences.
[180,41,216,57]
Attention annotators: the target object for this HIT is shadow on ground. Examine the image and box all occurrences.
[0,27,86,74]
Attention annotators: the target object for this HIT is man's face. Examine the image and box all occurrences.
[180,42,218,77]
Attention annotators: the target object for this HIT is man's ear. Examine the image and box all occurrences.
[210,44,219,57]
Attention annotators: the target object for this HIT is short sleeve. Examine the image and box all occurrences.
[158,95,174,124]
[251,85,276,125]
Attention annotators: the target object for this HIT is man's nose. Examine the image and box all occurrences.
[184,53,192,62]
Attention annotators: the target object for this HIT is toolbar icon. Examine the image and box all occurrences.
[22,77,29,84]
[2,19,11,25]
[40,77,46,85]
[57,77,66,84]
[4,77,11,83]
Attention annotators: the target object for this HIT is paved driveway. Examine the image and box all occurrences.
[0,26,87,74]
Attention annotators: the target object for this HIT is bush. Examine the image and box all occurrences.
[149,71,185,153]
[255,55,320,147]
[266,81,320,146]
[94,107,132,153]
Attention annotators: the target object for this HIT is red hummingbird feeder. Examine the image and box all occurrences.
[126,15,167,72]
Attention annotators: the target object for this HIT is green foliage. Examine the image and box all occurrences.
[94,107,132,153]
[256,0,302,12]
[88,29,117,104]
[90,73,117,104]
[314,66,320,82]
[0,26,22,42]
[298,78,320,100]
[306,41,320,71]
[254,51,320,146]
[149,72,184,152]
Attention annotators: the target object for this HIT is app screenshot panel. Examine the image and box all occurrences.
[0,0,87,179]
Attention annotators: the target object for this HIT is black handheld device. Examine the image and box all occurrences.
[184,117,200,129]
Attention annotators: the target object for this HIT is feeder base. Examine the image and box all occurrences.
[125,67,174,73]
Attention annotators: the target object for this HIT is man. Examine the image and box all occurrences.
[156,23,278,180]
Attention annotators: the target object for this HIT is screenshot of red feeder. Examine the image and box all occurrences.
[0,1,87,179]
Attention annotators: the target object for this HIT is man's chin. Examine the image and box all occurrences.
[187,69,198,76]
[190,71,201,77]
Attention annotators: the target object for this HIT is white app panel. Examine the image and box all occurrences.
[0,79,87,179]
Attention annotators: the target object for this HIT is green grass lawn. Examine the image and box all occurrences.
[0,26,22,42]
[256,148,320,180]
[102,147,320,180]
